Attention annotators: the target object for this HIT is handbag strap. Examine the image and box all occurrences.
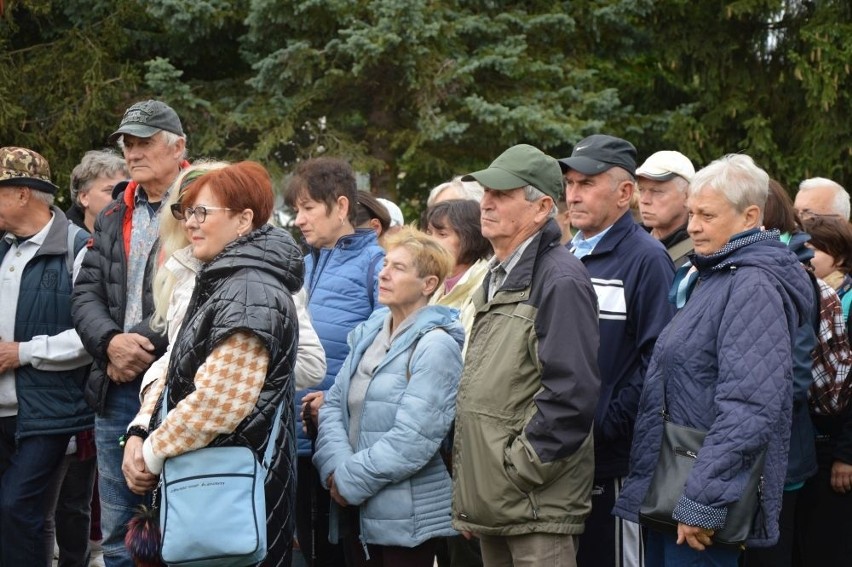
[160,384,285,472]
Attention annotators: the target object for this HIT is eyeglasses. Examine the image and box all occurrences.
[170,204,232,223]
[797,209,843,221]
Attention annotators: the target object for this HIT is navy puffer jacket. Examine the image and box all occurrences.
[614,230,813,547]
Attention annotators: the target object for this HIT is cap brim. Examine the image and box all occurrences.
[462,167,529,190]
[636,169,679,181]
[107,124,162,144]
[557,156,614,175]
[0,177,59,194]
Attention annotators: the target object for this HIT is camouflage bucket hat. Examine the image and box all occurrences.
[0,146,59,194]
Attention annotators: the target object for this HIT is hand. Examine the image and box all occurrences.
[831,460,852,493]
[461,531,476,540]
[121,436,158,495]
[677,523,714,551]
[327,473,348,507]
[107,333,156,382]
[301,391,325,434]
[0,342,21,373]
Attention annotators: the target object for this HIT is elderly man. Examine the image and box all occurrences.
[0,147,93,566]
[72,100,187,567]
[794,177,850,221]
[452,144,600,566]
[560,135,676,567]
[636,150,696,267]
[427,176,485,206]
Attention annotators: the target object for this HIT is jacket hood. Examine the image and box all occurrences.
[694,229,813,327]
[201,223,305,294]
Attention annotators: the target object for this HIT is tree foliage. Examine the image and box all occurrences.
[1,0,850,210]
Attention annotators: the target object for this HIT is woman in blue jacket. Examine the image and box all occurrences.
[613,155,814,566]
[313,227,464,566]
[285,157,385,565]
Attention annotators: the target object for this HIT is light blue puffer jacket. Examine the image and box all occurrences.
[313,306,464,547]
[297,229,384,455]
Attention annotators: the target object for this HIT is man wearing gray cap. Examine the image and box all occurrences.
[0,147,93,566]
[636,150,696,267]
[72,100,187,567]
[560,135,676,567]
[452,144,600,566]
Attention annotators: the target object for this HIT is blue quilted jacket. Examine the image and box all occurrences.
[297,229,384,455]
[313,306,464,547]
[613,230,814,547]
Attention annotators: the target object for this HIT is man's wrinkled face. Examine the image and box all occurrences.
[637,177,689,237]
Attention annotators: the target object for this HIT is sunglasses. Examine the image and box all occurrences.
[170,204,232,224]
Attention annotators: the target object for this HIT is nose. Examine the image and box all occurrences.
[378,264,390,281]
[184,212,200,229]
[294,210,307,227]
[639,190,651,205]
[687,214,699,236]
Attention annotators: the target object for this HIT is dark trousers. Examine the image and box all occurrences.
[295,455,347,567]
[578,477,645,567]
[0,416,71,567]
[793,464,852,566]
[43,451,98,567]
[345,507,435,567]
[436,535,483,567]
[646,530,740,567]
[740,489,799,567]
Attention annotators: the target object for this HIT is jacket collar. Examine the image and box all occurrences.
[582,210,635,257]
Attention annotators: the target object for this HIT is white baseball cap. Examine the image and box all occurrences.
[636,151,695,182]
[377,198,405,227]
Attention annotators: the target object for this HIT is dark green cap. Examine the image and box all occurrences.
[462,144,562,200]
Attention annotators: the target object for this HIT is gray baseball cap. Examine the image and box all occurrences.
[108,100,184,144]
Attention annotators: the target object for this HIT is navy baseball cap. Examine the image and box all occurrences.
[558,134,637,176]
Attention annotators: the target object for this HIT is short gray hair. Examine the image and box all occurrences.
[69,150,129,204]
[427,176,485,206]
[798,177,850,219]
[523,185,557,218]
[116,130,188,160]
[690,154,768,217]
[30,188,55,207]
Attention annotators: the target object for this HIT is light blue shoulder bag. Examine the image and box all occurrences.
[158,387,284,567]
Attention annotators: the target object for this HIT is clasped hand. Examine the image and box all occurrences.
[107,333,156,383]
[121,436,158,495]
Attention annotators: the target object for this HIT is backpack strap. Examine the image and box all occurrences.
[667,237,694,264]
[366,254,383,310]
[66,224,87,276]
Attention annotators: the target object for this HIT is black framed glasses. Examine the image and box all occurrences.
[170,204,232,223]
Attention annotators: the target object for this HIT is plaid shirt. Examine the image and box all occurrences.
[810,278,852,416]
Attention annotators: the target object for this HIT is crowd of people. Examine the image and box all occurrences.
[0,97,849,567]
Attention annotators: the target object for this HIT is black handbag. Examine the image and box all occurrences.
[638,383,767,547]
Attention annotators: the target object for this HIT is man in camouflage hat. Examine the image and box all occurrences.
[0,147,93,566]
[72,100,187,567]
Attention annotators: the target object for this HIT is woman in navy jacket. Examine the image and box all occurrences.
[614,155,814,566]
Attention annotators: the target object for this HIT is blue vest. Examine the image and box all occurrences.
[1,211,94,438]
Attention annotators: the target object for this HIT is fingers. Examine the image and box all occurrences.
[831,461,852,493]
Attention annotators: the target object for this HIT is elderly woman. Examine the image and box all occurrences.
[284,157,385,565]
[425,199,491,342]
[613,155,813,565]
[313,227,464,567]
[66,150,128,232]
[121,161,304,566]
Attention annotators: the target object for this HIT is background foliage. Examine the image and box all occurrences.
[1,0,849,212]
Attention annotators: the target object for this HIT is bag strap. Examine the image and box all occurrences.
[66,223,86,276]
[160,384,285,471]
[667,237,693,264]
[366,254,382,311]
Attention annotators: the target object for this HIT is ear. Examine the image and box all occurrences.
[336,195,350,221]
[743,205,761,229]
[616,180,635,209]
[422,274,440,297]
[533,196,555,223]
[238,209,255,233]
[171,137,186,160]
[79,191,90,209]
[368,218,383,236]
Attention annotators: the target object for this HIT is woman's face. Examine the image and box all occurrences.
[378,246,434,312]
[687,188,758,255]
[293,195,351,249]
[80,173,125,217]
[807,244,842,279]
[183,184,249,262]
[426,220,462,268]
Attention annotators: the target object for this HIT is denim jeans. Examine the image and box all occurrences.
[95,380,148,567]
[0,416,71,567]
[645,530,740,567]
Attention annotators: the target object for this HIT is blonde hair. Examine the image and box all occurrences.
[150,160,230,332]
[383,226,454,295]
